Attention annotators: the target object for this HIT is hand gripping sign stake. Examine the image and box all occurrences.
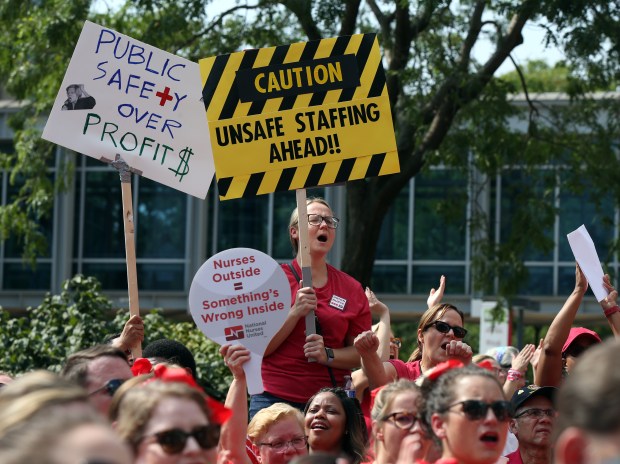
[104,154,142,359]
[189,248,291,395]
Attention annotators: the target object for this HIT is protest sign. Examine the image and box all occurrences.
[567,224,607,301]
[200,33,400,200]
[478,301,510,355]
[188,248,291,394]
[42,21,215,198]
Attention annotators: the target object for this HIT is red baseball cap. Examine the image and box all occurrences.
[562,327,601,354]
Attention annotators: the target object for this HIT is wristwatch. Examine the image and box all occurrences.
[325,347,334,365]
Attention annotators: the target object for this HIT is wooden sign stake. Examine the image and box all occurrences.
[296,190,317,362]
[110,154,142,359]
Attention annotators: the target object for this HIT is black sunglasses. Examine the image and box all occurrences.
[88,378,125,397]
[427,320,468,339]
[148,424,221,454]
[444,400,512,422]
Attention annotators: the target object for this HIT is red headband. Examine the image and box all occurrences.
[132,358,232,424]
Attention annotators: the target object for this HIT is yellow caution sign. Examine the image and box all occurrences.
[200,33,399,200]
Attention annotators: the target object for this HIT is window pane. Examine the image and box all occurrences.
[4,174,53,258]
[79,171,124,258]
[412,265,466,294]
[137,263,184,290]
[273,191,297,260]
[3,262,51,289]
[500,169,554,261]
[518,266,553,295]
[413,170,467,260]
[216,195,269,252]
[558,174,614,261]
[81,262,127,289]
[376,183,409,259]
[137,178,186,259]
[372,265,407,293]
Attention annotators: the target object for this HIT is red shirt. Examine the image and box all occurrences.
[388,359,423,381]
[505,449,524,464]
[261,260,371,403]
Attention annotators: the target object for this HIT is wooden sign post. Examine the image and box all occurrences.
[111,155,142,358]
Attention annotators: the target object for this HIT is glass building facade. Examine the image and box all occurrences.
[0,96,616,320]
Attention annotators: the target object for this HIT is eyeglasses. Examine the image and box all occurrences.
[390,337,402,348]
[427,320,468,339]
[514,408,557,419]
[146,424,221,454]
[258,436,308,452]
[307,214,339,229]
[382,411,422,431]
[443,400,512,422]
[88,378,125,397]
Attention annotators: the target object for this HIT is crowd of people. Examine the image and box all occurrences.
[1,197,620,464]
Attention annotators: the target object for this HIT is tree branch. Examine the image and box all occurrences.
[507,53,540,127]
[339,0,362,37]
[175,4,264,51]
[366,0,393,42]
[278,0,322,40]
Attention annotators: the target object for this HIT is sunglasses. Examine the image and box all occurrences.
[148,424,221,454]
[88,378,125,397]
[444,400,512,422]
[427,320,468,339]
[390,337,402,348]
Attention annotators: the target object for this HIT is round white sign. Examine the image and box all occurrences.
[189,248,290,394]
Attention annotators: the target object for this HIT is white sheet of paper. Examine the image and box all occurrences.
[566,225,607,301]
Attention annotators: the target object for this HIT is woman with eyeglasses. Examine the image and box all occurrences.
[420,364,510,464]
[115,379,222,464]
[370,380,434,464]
[356,301,472,390]
[252,197,371,417]
[219,343,307,464]
[304,387,367,464]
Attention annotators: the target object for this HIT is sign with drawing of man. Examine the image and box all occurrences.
[42,20,215,198]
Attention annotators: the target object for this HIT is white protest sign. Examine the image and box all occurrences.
[478,301,510,355]
[567,224,607,301]
[42,21,214,198]
[189,248,291,394]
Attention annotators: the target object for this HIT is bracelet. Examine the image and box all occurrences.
[507,369,523,382]
[604,305,620,318]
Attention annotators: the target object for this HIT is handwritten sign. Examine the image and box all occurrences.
[199,33,400,200]
[188,248,290,394]
[42,21,215,198]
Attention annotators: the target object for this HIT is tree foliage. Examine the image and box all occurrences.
[0,275,230,398]
[1,1,620,298]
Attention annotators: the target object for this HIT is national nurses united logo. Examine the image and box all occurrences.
[199,33,399,200]
[225,325,245,341]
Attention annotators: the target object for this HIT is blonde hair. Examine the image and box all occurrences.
[288,197,333,255]
[0,371,89,436]
[247,402,304,443]
[115,380,212,452]
[408,303,465,362]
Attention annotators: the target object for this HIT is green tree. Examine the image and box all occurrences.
[1,0,620,299]
[0,275,230,398]
[500,59,571,93]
